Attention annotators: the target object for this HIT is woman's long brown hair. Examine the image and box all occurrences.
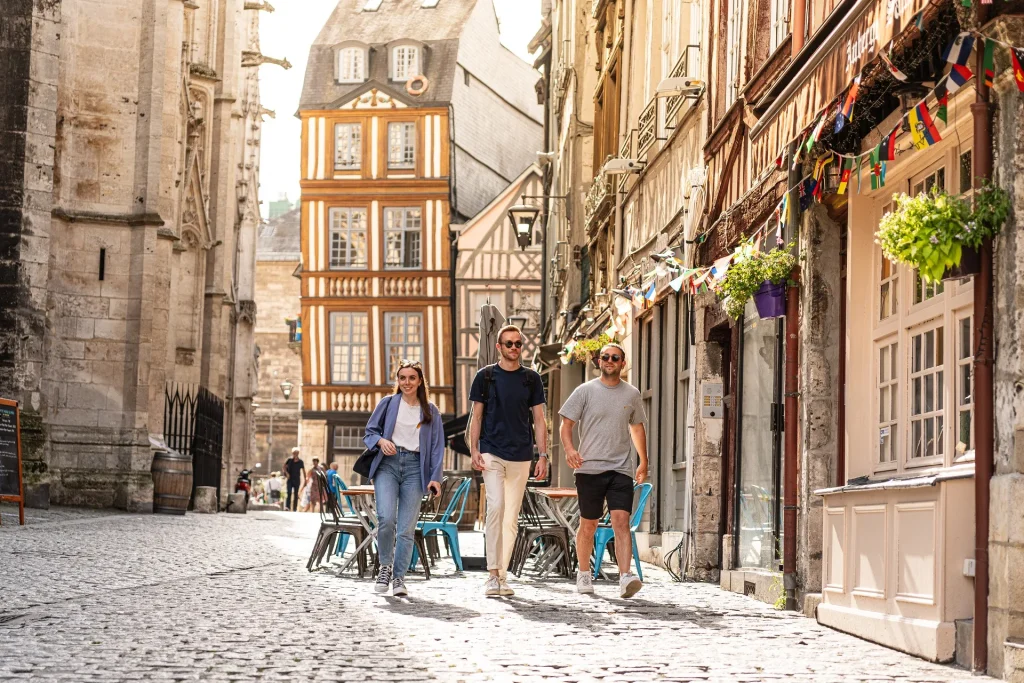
[393,362,432,424]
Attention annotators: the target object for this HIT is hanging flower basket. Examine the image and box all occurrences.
[753,281,787,319]
[718,246,796,320]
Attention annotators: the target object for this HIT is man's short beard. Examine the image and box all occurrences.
[499,347,520,362]
[601,366,620,378]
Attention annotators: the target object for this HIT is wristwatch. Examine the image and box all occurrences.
[538,452,549,459]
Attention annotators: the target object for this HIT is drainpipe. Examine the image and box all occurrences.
[971,13,994,672]
[791,0,807,52]
[784,140,801,610]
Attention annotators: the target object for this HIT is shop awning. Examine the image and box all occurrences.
[748,0,935,174]
[443,413,471,456]
[531,342,564,369]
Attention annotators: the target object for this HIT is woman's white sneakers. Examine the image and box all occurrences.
[392,577,408,597]
[619,572,643,598]
[484,575,501,597]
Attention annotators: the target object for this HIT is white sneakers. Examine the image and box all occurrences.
[619,572,643,598]
[576,570,595,594]
[485,575,516,597]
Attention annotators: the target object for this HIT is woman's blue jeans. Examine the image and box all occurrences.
[372,449,424,579]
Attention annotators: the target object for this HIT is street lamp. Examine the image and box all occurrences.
[507,204,541,251]
[266,379,296,473]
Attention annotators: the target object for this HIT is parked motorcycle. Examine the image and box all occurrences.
[235,469,252,507]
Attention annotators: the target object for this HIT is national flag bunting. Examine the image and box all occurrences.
[1012,48,1024,92]
[934,82,949,124]
[946,63,973,94]
[807,112,828,152]
[943,33,975,67]
[878,128,898,161]
[813,153,833,199]
[909,102,941,149]
[856,155,863,193]
[880,52,908,82]
[835,77,860,133]
[837,157,854,195]
[983,38,996,87]
[869,148,886,190]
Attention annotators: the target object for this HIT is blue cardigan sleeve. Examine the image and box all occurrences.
[363,397,389,451]
[428,405,444,484]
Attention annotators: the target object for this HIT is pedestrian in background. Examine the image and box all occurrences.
[364,360,444,597]
[325,462,340,497]
[266,472,283,507]
[303,458,323,513]
[468,324,548,598]
[283,448,305,511]
[559,343,648,598]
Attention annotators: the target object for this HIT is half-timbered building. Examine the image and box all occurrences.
[297,0,543,470]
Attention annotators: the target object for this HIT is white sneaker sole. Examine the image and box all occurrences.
[620,578,642,598]
[392,586,408,597]
[577,585,595,594]
[485,588,501,597]
[499,588,515,596]
[373,584,390,594]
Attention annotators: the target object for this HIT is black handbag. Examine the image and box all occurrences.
[354,396,393,479]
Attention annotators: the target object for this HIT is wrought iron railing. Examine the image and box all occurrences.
[164,383,225,508]
[637,99,658,158]
[665,45,702,125]
[584,172,613,228]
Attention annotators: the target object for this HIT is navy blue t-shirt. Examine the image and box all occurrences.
[469,365,546,462]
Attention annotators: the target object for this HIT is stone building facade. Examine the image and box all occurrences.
[253,207,302,473]
[0,0,286,510]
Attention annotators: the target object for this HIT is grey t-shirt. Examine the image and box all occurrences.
[558,378,646,477]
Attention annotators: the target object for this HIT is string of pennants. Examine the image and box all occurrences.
[609,21,1023,319]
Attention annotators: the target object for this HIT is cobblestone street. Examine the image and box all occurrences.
[0,506,986,682]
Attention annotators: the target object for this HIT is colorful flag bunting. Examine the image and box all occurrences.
[946,63,973,94]
[1013,48,1024,92]
[856,154,863,193]
[909,102,942,149]
[934,81,949,124]
[913,9,926,30]
[837,157,854,195]
[870,147,886,190]
[943,33,975,67]
[835,77,860,133]
[983,38,996,87]
[879,52,908,82]
[879,128,898,161]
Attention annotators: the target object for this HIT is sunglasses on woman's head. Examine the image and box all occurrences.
[399,359,422,369]
[502,340,524,348]
[600,353,623,362]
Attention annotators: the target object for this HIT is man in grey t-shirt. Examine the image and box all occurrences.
[559,343,649,598]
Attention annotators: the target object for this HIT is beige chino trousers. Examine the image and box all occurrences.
[481,453,532,578]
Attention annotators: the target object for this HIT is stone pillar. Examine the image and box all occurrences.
[988,73,1024,679]
[796,203,841,600]
[688,291,727,582]
[0,0,59,506]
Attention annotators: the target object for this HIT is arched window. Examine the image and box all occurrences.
[338,46,366,83]
[391,44,420,82]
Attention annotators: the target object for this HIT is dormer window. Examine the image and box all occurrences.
[391,45,420,82]
[337,46,366,83]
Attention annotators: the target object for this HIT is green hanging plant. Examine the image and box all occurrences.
[876,183,1010,282]
[717,247,796,319]
[568,333,612,364]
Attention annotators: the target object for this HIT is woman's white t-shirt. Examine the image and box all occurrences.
[392,399,422,452]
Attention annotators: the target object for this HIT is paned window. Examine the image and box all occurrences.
[384,313,424,378]
[384,207,422,269]
[329,208,367,269]
[880,255,898,320]
[338,47,366,83]
[333,426,363,450]
[675,297,692,464]
[956,315,974,453]
[725,0,743,108]
[334,123,362,170]
[387,122,416,169]
[877,340,899,464]
[392,45,419,81]
[909,324,945,460]
[330,312,369,384]
[770,0,789,51]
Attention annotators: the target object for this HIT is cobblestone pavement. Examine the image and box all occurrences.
[0,504,988,682]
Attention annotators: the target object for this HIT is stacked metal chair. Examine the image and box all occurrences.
[507,489,575,578]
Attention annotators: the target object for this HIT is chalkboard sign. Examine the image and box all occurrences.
[0,398,25,525]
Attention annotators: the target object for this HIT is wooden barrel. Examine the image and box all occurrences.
[151,449,193,515]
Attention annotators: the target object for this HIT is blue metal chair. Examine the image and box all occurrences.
[332,477,361,558]
[591,482,654,581]
[410,476,471,571]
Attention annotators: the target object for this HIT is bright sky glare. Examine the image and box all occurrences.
[257,0,542,217]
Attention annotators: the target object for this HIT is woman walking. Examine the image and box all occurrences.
[364,360,444,596]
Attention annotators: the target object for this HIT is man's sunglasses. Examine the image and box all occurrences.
[600,353,623,362]
[398,359,422,369]
[502,340,524,348]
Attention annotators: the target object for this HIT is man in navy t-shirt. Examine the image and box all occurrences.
[283,448,305,511]
[469,324,548,598]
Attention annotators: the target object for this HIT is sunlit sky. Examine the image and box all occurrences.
[257,0,542,216]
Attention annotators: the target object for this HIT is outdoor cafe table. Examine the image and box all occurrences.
[336,485,377,574]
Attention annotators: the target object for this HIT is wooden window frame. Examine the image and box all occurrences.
[329,311,371,385]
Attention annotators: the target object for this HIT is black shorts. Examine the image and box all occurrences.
[575,471,634,520]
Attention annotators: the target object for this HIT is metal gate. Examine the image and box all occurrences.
[164,383,225,507]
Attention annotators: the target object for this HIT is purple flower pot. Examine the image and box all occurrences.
[753,281,787,319]
[942,245,982,281]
